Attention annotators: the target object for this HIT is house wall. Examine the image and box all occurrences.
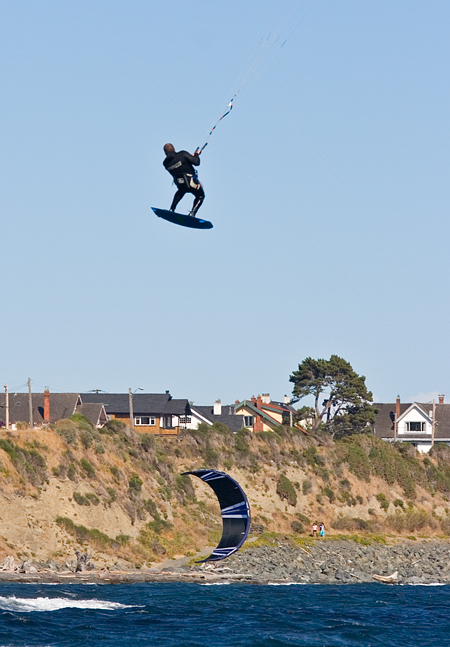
[108,414,180,436]
[397,407,432,436]
[236,405,278,432]
[261,407,283,424]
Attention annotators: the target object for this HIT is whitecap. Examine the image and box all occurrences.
[200,582,231,586]
[405,582,447,587]
[0,596,133,612]
[268,582,306,586]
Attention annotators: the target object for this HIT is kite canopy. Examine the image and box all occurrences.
[182,469,251,562]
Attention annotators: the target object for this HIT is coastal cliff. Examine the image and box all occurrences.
[1,418,450,572]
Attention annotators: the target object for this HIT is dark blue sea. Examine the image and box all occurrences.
[0,582,449,647]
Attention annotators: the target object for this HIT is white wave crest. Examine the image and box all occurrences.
[0,596,132,612]
[200,582,231,586]
[268,582,305,586]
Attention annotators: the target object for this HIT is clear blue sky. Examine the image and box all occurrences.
[1,1,449,406]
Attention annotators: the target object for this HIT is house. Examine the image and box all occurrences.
[0,389,107,429]
[81,391,191,435]
[373,394,450,453]
[189,400,246,432]
[234,394,297,432]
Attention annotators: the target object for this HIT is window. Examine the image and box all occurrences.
[244,416,254,427]
[179,416,192,425]
[163,415,173,429]
[135,416,156,426]
[406,421,425,432]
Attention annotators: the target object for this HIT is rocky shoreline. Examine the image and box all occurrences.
[2,540,450,585]
[201,540,450,585]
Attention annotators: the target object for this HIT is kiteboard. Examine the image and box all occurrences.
[152,207,213,230]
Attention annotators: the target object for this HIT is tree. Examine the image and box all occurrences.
[289,355,377,439]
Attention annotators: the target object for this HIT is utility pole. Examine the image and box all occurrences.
[28,378,33,428]
[4,385,9,430]
[394,413,397,442]
[129,388,134,431]
[432,398,436,448]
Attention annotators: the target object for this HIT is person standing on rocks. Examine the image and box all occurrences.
[312,522,318,537]
[319,523,325,538]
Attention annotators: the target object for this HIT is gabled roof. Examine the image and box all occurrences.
[191,405,246,432]
[397,403,432,424]
[234,400,281,427]
[81,393,190,416]
[374,402,450,440]
[264,400,297,414]
[75,402,107,427]
[0,393,80,425]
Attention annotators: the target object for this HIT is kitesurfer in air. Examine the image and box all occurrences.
[163,144,205,217]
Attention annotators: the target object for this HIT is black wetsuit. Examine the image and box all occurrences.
[163,150,205,216]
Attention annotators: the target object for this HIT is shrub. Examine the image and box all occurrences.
[106,487,116,502]
[296,512,310,524]
[73,492,90,506]
[356,495,363,505]
[143,498,158,517]
[321,486,335,503]
[291,521,304,534]
[101,419,127,435]
[376,493,389,511]
[80,459,95,478]
[340,479,351,491]
[304,446,325,467]
[0,439,47,486]
[52,464,67,478]
[79,431,94,449]
[85,492,100,506]
[70,413,94,432]
[344,442,371,482]
[110,465,121,482]
[129,473,143,493]
[386,508,431,533]
[393,498,404,508]
[141,434,155,451]
[55,420,78,445]
[276,474,297,506]
[203,442,219,467]
[16,421,29,430]
[331,515,355,530]
[95,443,105,454]
[56,517,113,548]
[175,474,195,499]
[235,430,250,454]
[302,480,312,495]
[147,516,173,535]
[441,517,450,535]
[67,463,77,481]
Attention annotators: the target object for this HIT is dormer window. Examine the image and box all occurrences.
[406,421,425,432]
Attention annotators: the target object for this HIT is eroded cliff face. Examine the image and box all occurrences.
[0,421,449,568]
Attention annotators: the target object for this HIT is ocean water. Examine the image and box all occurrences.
[0,582,449,647]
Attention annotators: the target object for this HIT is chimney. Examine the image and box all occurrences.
[235,399,240,404]
[256,395,262,409]
[251,395,257,404]
[261,393,270,404]
[439,394,445,404]
[214,399,222,415]
[284,395,290,405]
[44,387,50,422]
[396,395,400,420]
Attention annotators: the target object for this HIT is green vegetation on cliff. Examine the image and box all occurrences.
[2,418,450,566]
